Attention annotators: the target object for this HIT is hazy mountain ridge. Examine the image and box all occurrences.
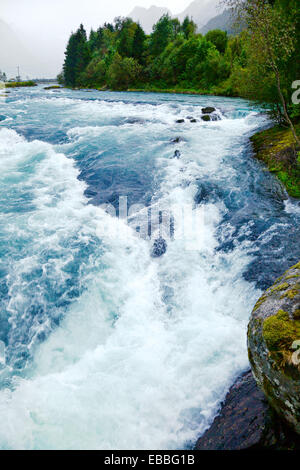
[176,0,220,27]
[128,0,223,33]
[200,9,236,35]
[128,6,171,33]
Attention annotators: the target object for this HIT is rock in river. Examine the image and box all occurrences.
[248,261,300,435]
[195,370,300,450]
[151,238,167,258]
[202,107,215,114]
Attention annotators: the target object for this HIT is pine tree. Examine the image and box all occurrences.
[181,16,197,39]
[63,24,91,87]
[132,23,146,63]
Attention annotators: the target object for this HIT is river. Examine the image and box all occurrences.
[0,85,299,449]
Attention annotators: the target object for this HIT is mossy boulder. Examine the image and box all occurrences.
[248,261,300,434]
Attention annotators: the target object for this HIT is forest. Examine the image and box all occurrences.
[60,0,299,132]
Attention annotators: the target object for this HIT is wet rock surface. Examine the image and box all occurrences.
[202,107,215,114]
[248,261,300,435]
[170,137,184,144]
[151,238,167,258]
[195,370,300,450]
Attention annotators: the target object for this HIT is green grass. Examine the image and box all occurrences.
[5,81,37,88]
[251,123,300,198]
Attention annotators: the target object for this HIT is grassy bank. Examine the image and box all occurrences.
[251,123,300,198]
[127,86,221,96]
[5,81,37,88]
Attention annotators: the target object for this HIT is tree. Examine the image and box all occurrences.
[117,18,137,57]
[63,24,91,87]
[205,29,228,54]
[150,15,174,57]
[181,16,197,39]
[224,0,300,147]
[132,23,146,63]
[107,53,142,90]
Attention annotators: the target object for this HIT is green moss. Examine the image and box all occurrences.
[286,274,300,280]
[251,123,300,199]
[271,282,289,293]
[253,295,267,312]
[280,281,300,300]
[262,310,300,371]
[263,310,298,352]
[294,310,300,320]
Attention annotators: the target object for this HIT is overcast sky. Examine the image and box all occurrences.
[1,0,189,32]
[0,0,203,78]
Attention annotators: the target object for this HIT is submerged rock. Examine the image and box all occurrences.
[170,137,184,144]
[248,261,300,435]
[151,238,167,258]
[0,115,6,121]
[44,85,63,90]
[124,117,146,125]
[201,115,211,122]
[190,119,197,123]
[202,106,215,114]
[195,370,300,450]
[173,150,181,159]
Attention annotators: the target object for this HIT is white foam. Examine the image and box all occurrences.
[0,97,263,450]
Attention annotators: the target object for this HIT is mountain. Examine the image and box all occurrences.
[176,0,221,29]
[128,5,171,34]
[200,9,242,35]
[128,0,223,33]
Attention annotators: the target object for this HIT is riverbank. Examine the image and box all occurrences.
[251,123,300,199]
[5,81,37,88]
[60,84,300,199]
[127,86,233,97]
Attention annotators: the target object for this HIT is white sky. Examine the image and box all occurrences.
[1,0,190,32]
[0,0,203,78]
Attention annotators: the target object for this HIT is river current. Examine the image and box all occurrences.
[0,85,299,449]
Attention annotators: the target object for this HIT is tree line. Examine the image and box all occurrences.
[59,0,299,143]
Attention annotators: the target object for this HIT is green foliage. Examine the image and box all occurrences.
[63,24,91,87]
[205,29,228,54]
[5,81,37,88]
[149,14,175,57]
[132,23,146,64]
[59,0,299,148]
[181,16,197,39]
[107,53,142,90]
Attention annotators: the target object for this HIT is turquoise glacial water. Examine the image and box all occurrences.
[0,85,299,449]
